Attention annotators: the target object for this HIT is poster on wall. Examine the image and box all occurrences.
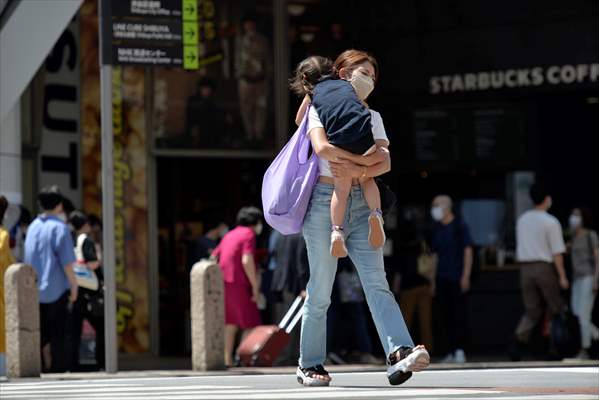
[81,0,150,353]
[152,0,275,151]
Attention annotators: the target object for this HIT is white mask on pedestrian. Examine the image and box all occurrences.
[350,73,374,100]
[254,222,263,235]
[219,226,229,238]
[431,206,444,222]
[569,215,582,230]
[58,212,67,223]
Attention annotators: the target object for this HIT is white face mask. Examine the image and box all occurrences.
[219,226,229,238]
[569,215,582,230]
[58,212,67,223]
[431,206,444,222]
[254,222,263,235]
[350,73,374,100]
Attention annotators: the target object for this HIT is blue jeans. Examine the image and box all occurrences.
[299,183,414,368]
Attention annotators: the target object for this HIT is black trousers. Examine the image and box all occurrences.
[67,292,105,370]
[436,279,468,353]
[40,291,69,372]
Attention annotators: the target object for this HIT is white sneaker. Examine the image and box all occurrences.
[440,353,455,363]
[454,349,466,363]
[386,345,430,386]
[575,349,590,360]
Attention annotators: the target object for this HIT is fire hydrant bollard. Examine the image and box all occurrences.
[4,264,40,378]
[190,258,225,371]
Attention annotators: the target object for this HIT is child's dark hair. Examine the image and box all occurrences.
[289,55,334,96]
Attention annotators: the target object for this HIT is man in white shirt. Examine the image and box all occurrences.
[509,183,569,361]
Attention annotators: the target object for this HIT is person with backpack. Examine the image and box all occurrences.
[567,206,599,359]
[67,210,105,371]
[430,195,474,363]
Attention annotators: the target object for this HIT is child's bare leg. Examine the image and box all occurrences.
[360,177,381,212]
[360,178,385,248]
[331,177,351,227]
[330,177,351,258]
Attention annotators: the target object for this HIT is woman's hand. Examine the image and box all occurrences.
[329,159,363,179]
[251,285,261,303]
[345,146,388,166]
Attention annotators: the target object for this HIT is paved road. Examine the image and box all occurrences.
[1,367,598,400]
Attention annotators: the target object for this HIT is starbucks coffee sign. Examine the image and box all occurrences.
[430,63,599,94]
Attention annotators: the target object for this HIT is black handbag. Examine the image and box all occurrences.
[551,306,581,358]
[375,178,397,217]
[81,287,104,318]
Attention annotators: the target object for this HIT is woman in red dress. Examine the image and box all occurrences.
[212,206,263,366]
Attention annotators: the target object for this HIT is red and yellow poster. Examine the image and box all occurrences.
[80,0,150,352]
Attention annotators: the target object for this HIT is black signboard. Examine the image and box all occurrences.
[100,0,220,69]
[412,105,526,168]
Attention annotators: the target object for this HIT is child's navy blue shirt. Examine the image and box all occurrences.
[311,79,374,154]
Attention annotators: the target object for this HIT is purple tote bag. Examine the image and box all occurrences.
[262,106,319,234]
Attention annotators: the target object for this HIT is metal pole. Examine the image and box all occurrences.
[99,0,118,374]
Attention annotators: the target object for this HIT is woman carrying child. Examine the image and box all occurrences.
[290,50,430,387]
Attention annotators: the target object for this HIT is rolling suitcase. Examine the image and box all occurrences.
[237,296,304,367]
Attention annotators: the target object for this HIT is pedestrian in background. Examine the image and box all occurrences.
[430,195,473,363]
[567,206,599,359]
[235,11,270,144]
[193,216,228,264]
[509,183,569,361]
[5,204,31,262]
[0,195,15,376]
[24,186,78,372]
[67,210,105,371]
[212,206,263,367]
[327,258,382,365]
[270,232,309,365]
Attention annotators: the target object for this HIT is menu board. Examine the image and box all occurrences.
[412,105,525,167]
[100,0,222,69]
[413,109,460,162]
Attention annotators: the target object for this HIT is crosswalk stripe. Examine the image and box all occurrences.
[1,384,250,392]
[0,388,506,400]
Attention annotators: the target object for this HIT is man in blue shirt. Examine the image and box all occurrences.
[431,195,474,364]
[24,185,77,372]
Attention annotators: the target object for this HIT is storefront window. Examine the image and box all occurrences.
[152,1,275,151]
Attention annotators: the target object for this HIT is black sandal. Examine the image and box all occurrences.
[296,365,331,386]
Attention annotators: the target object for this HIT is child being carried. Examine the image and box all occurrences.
[290,55,389,257]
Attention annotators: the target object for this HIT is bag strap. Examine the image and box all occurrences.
[587,231,596,266]
[297,104,313,165]
[75,233,88,263]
